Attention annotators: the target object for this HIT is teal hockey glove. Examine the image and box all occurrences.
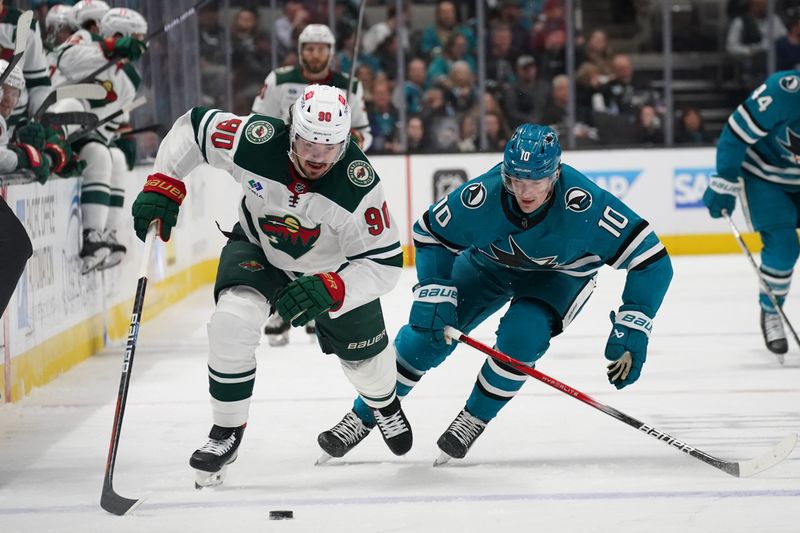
[276,273,345,327]
[131,173,186,241]
[702,174,740,218]
[409,278,458,347]
[604,308,652,390]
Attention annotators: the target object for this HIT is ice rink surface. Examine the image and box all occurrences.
[1,255,798,533]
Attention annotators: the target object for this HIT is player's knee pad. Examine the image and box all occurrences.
[761,227,800,271]
[78,141,112,185]
[394,324,456,372]
[339,344,396,408]
[207,286,269,372]
[496,298,553,364]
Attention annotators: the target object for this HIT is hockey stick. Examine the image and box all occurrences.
[0,10,33,87]
[723,210,799,364]
[67,96,147,144]
[444,326,798,477]
[0,169,36,186]
[346,0,367,103]
[119,123,166,137]
[32,83,108,121]
[72,0,216,86]
[39,111,99,129]
[100,220,159,516]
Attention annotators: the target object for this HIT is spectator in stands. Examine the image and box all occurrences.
[336,29,382,82]
[426,32,476,89]
[457,114,478,152]
[231,7,271,115]
[535,28,567,80]
[405,115,430,153]
[393,57,428,115]
[776,15,800,71]
[273,1,309,62]
[575,62,604,126]
[540,74,597,143]
[356,64,378,104]
[529,0,566,53]
[726,0,786,84]
[496,0,529,54]
[198,4,226,107]
[420,1,476,60]
[595,53,657,119]
[484,111,510,151]
[444,60,477,115]
[675,106,711,145]
[367,79,399,153]
[486,23,517,86]
[577,29,614,82]
[422,87,459,152]
[633,104,663,145]
[503,54,547,129]
[363,4,411,59]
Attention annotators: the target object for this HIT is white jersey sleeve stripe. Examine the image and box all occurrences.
[610,224,652,269]
[627,242,666,270]
[736,105,768,137]
[728,114,758,145]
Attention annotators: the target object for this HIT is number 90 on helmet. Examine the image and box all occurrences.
[502,123,562,194]
[289,84,351,172]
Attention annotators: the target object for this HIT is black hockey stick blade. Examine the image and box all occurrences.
[445,327,799,478]
[40,111,99,129]
[101,479,143,516]
[0,11,32,87]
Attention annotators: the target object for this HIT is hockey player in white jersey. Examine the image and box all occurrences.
[0,0,52,128]
[69,0,109,42]
[131,85,412,488]
[55,7,146,273]
[253,23,373,346]
[44,4,76,52]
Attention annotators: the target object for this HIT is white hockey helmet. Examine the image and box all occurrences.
[100,8,148,38]
[297,24,336,70]
[46,4,76,33]
[0,59,25,91]
[289,84,351,167]
[70,0,110,30]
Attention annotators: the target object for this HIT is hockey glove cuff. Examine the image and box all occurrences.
[604,307,652,390]
[275,272,345,327]
[409,278,458,347]
[131,173,186,241]
[11,143,50,184]
[702,174,740,218]
[101,35,147,61]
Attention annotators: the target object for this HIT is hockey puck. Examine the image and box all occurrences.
[269,510,294,520]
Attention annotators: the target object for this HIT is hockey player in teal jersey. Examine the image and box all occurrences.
[703,70,800,355]
[317,123,673,464]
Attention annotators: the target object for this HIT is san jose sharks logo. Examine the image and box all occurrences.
[778,128,800,164]
[259,214,321,259]
[460,182,486,208]
[482,236,558,270]
[565,187,592,212]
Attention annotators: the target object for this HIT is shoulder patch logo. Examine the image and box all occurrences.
[245,120,275,144]
[347,160,375,187]
[238,260,265,272]
[779,75,800,93]
[565,187,592,212]
[460,182,487,209]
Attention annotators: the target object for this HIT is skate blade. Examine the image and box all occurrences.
[315,452,333,466]
[194,466,228,489]
[97,253,125,271]
[433,452,452,467]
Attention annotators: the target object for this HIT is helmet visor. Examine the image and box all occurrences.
[501,169,559,198]
[291,137,346,165]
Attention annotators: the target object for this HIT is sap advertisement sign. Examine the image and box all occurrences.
[582,170,642,199]
[673,167,715,208]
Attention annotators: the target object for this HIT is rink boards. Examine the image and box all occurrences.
[0,146,759,401]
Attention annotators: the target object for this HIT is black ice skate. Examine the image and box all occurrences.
[434,408,487,466]
[760,309,788,358]
[305,319,316,337]
[316,410,374,465]
[372,397,413,456]
[79,229,111,275]
[264,313,289,346]
[97,230,127,271]
[190,424,245,488]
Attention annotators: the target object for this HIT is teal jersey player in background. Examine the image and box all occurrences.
[316,124,674,465]
[703,70,800,355]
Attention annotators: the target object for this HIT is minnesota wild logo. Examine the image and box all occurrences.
[245,120,275,144]
[238,260,265,272]
[259,214,321,259]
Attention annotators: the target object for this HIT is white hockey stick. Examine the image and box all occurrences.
[723,210,798,364]
[0,10,33,87]
[32,83,108,121]
[444,327,798,477]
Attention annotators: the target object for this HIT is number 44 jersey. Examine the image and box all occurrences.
[152,107,403,317]
[414,163,673,316]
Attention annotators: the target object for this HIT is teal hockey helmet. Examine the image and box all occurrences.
[502,123,561,181]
